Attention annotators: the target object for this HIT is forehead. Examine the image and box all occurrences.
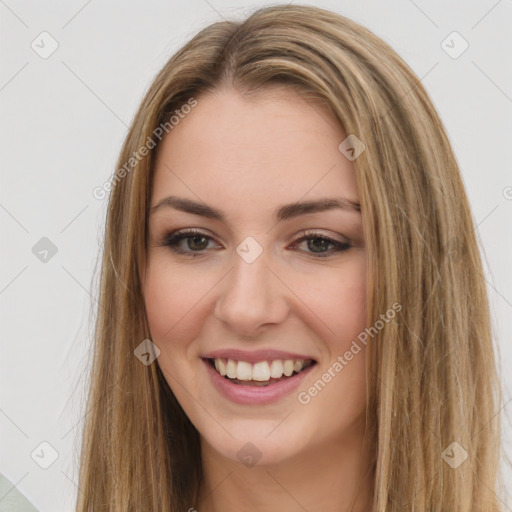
[151,86,359,217]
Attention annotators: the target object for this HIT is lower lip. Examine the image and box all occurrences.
[202,358,316,405]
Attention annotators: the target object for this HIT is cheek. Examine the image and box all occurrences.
[293,254,367,351]
[323,275,366,342]
[292,256,367,416]
[143,260,207,352]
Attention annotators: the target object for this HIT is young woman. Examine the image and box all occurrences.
[76,4,505,511]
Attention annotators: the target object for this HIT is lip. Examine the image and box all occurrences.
[202,357,316,405]
[201,349,317,364]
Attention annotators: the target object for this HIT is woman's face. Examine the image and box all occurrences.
[143,86,368,466]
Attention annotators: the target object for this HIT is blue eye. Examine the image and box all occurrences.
[160,229,351,258]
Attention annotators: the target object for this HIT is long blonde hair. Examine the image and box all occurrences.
[76,4,505,510]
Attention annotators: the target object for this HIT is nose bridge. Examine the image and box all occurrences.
[214,241,288,334]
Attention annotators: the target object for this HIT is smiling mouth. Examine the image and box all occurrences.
[205,357,317,387]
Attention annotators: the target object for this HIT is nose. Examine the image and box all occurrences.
[214,249,289,337]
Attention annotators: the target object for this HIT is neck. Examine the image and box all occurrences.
[197,421,373,512]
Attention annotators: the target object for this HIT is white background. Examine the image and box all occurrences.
[1,0,511,510]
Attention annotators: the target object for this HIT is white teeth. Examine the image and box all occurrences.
[270,360,283,378]
[217,358,227,376]
[283,360,294,377]
[294,360,305,373]
[236,361,253,381]
[252,361,271,381]
[211,358,312,381]
[226,359,237,379]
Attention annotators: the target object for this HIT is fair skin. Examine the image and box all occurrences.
[143,85,372,511]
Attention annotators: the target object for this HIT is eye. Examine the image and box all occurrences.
[157,229,351,258]
[292,231,351,258]
[159,228,218,258]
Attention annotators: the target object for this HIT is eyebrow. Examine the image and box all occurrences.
[150,195,360,222]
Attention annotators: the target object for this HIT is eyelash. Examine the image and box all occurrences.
[158,228,351,259]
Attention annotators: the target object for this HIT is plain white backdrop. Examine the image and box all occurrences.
[1,0,511,510]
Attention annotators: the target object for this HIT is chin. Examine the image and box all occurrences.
[198,417,313,468]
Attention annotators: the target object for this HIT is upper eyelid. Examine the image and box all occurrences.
[164,228,347,242]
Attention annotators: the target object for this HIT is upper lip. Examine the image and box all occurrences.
[201,349,317,364]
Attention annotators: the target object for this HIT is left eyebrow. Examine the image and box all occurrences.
[149,196,361,222]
